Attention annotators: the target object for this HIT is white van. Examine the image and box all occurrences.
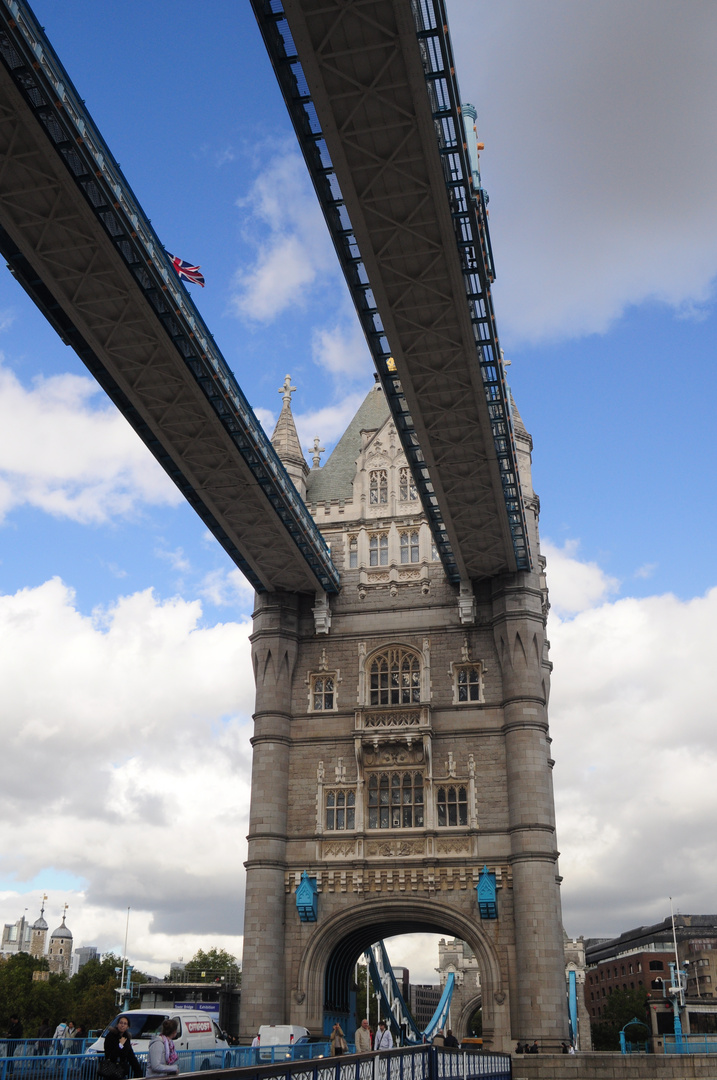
[88,1009,227,1063]
[257,1025,310,1058]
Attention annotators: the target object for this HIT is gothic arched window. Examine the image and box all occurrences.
[437,785,468,827]
[368,771,424,829]
[369,646,420,706]
[369,469,388,504]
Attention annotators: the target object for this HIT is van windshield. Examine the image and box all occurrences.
[105,1014,170,1039]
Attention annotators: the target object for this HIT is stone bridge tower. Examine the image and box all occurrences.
[241,381,567,1052]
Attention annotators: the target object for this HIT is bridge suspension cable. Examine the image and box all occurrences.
[365,941,455,1044]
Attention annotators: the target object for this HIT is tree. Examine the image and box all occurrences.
[591,987,649,1051]
[183,948,240,984]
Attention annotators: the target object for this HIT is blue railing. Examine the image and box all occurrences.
[663,1034,717,1054]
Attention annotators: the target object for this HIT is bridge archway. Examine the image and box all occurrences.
[294,898,508,1048]
[457,992,483,1038]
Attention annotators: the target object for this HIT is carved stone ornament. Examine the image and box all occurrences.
[295,989,306,1004]
[322,840,357,858]
[494,991,506,1005]
[366,839,424,857]
[363,742,424,767]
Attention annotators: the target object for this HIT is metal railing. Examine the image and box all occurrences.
[663,1034,717,1054]
[199,1046,511,1080]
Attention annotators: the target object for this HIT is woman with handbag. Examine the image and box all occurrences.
[330,1023,347,1056]
[146,1019,180,1077]
[102,1016,143,1080]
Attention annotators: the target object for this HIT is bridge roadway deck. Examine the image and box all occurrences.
[255,0,532,582]
[0,0,338,596]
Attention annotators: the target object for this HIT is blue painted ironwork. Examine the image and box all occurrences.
[295,870,318,922]
[422,974,455,1041]
[250,0,459,583]
[0,0,339,595]
[476,866,497,920]
[618,1019,649,1055]
[250,0,531,578]
[664,1034,717,1055]
[567,969,578,1047]
[365,942,454,1044]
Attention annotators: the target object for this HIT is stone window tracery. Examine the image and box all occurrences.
[399,467,417,502]
[348,535,358,568]
[369,646,420,706]
[369,532,389,566]
[369,469,388,504]
[437,785,468,827]
[453,663,483,703]
[308,657,339,712]
[368,771,424,829]
[325,789,355,830]
[400,530,420,564]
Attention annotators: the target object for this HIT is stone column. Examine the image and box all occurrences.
[240,591,299,1040]
[493,571,568,1048]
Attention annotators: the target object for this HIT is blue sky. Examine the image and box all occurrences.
[1,0,716,980]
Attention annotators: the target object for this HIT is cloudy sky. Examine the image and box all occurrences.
[1,0,716,986]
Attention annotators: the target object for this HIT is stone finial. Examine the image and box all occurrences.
[279,374,297,404]
[309,436,325,469]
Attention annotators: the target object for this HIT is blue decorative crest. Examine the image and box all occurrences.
[476,865,497,919]
[296,870,318,922]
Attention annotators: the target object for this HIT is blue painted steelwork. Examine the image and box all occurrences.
[295,870,318,922]
[250,0,531,578]
[567,969,578,1046]
[0,0,339,596]
[618,1019,649,1055]
[476,866,497,919]
[250,0,459,583]
[411,1,529,573]
[365,942,455,1044]
[664,1034,717,1055]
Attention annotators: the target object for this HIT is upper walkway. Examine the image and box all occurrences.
[0,0,337,596]
[252,0,532,584]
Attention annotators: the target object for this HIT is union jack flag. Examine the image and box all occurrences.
[168,252,205,287]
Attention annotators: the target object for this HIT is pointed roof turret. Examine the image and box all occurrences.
[271,374,309,500]
[50,908,72,940]
[32,897,48,931]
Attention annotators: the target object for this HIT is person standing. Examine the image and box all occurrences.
[330,1023,347,1056]
[355,1019,371,1054]
[63,1021,76,1055]
[53,1020,67,1056]
[104,1016,143,1079]
[146,1019,180,1078]
[444,1031,458,1048]
[432,1030,445,1047]
[37,1020,53,1056]
[5,1017,23,1076]
[374,1021,393,1051]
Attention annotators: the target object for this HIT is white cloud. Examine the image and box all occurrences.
[199,566,255,608]
[543,538,620,617]
[231,148,338,322]
[544,546,717,935]
[0,358,180,524]
[294,392,368,454]
[311,311,372,381]
[0,579,253,972]
[450,0,717,344]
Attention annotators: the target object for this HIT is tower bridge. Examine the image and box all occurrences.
[0,0,568,1053]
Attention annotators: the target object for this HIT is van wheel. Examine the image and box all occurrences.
[200,1059,211,1071]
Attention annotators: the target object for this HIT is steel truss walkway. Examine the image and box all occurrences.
[252,0,531,583]
[366,940,455,1043]
[0,0,338,596]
